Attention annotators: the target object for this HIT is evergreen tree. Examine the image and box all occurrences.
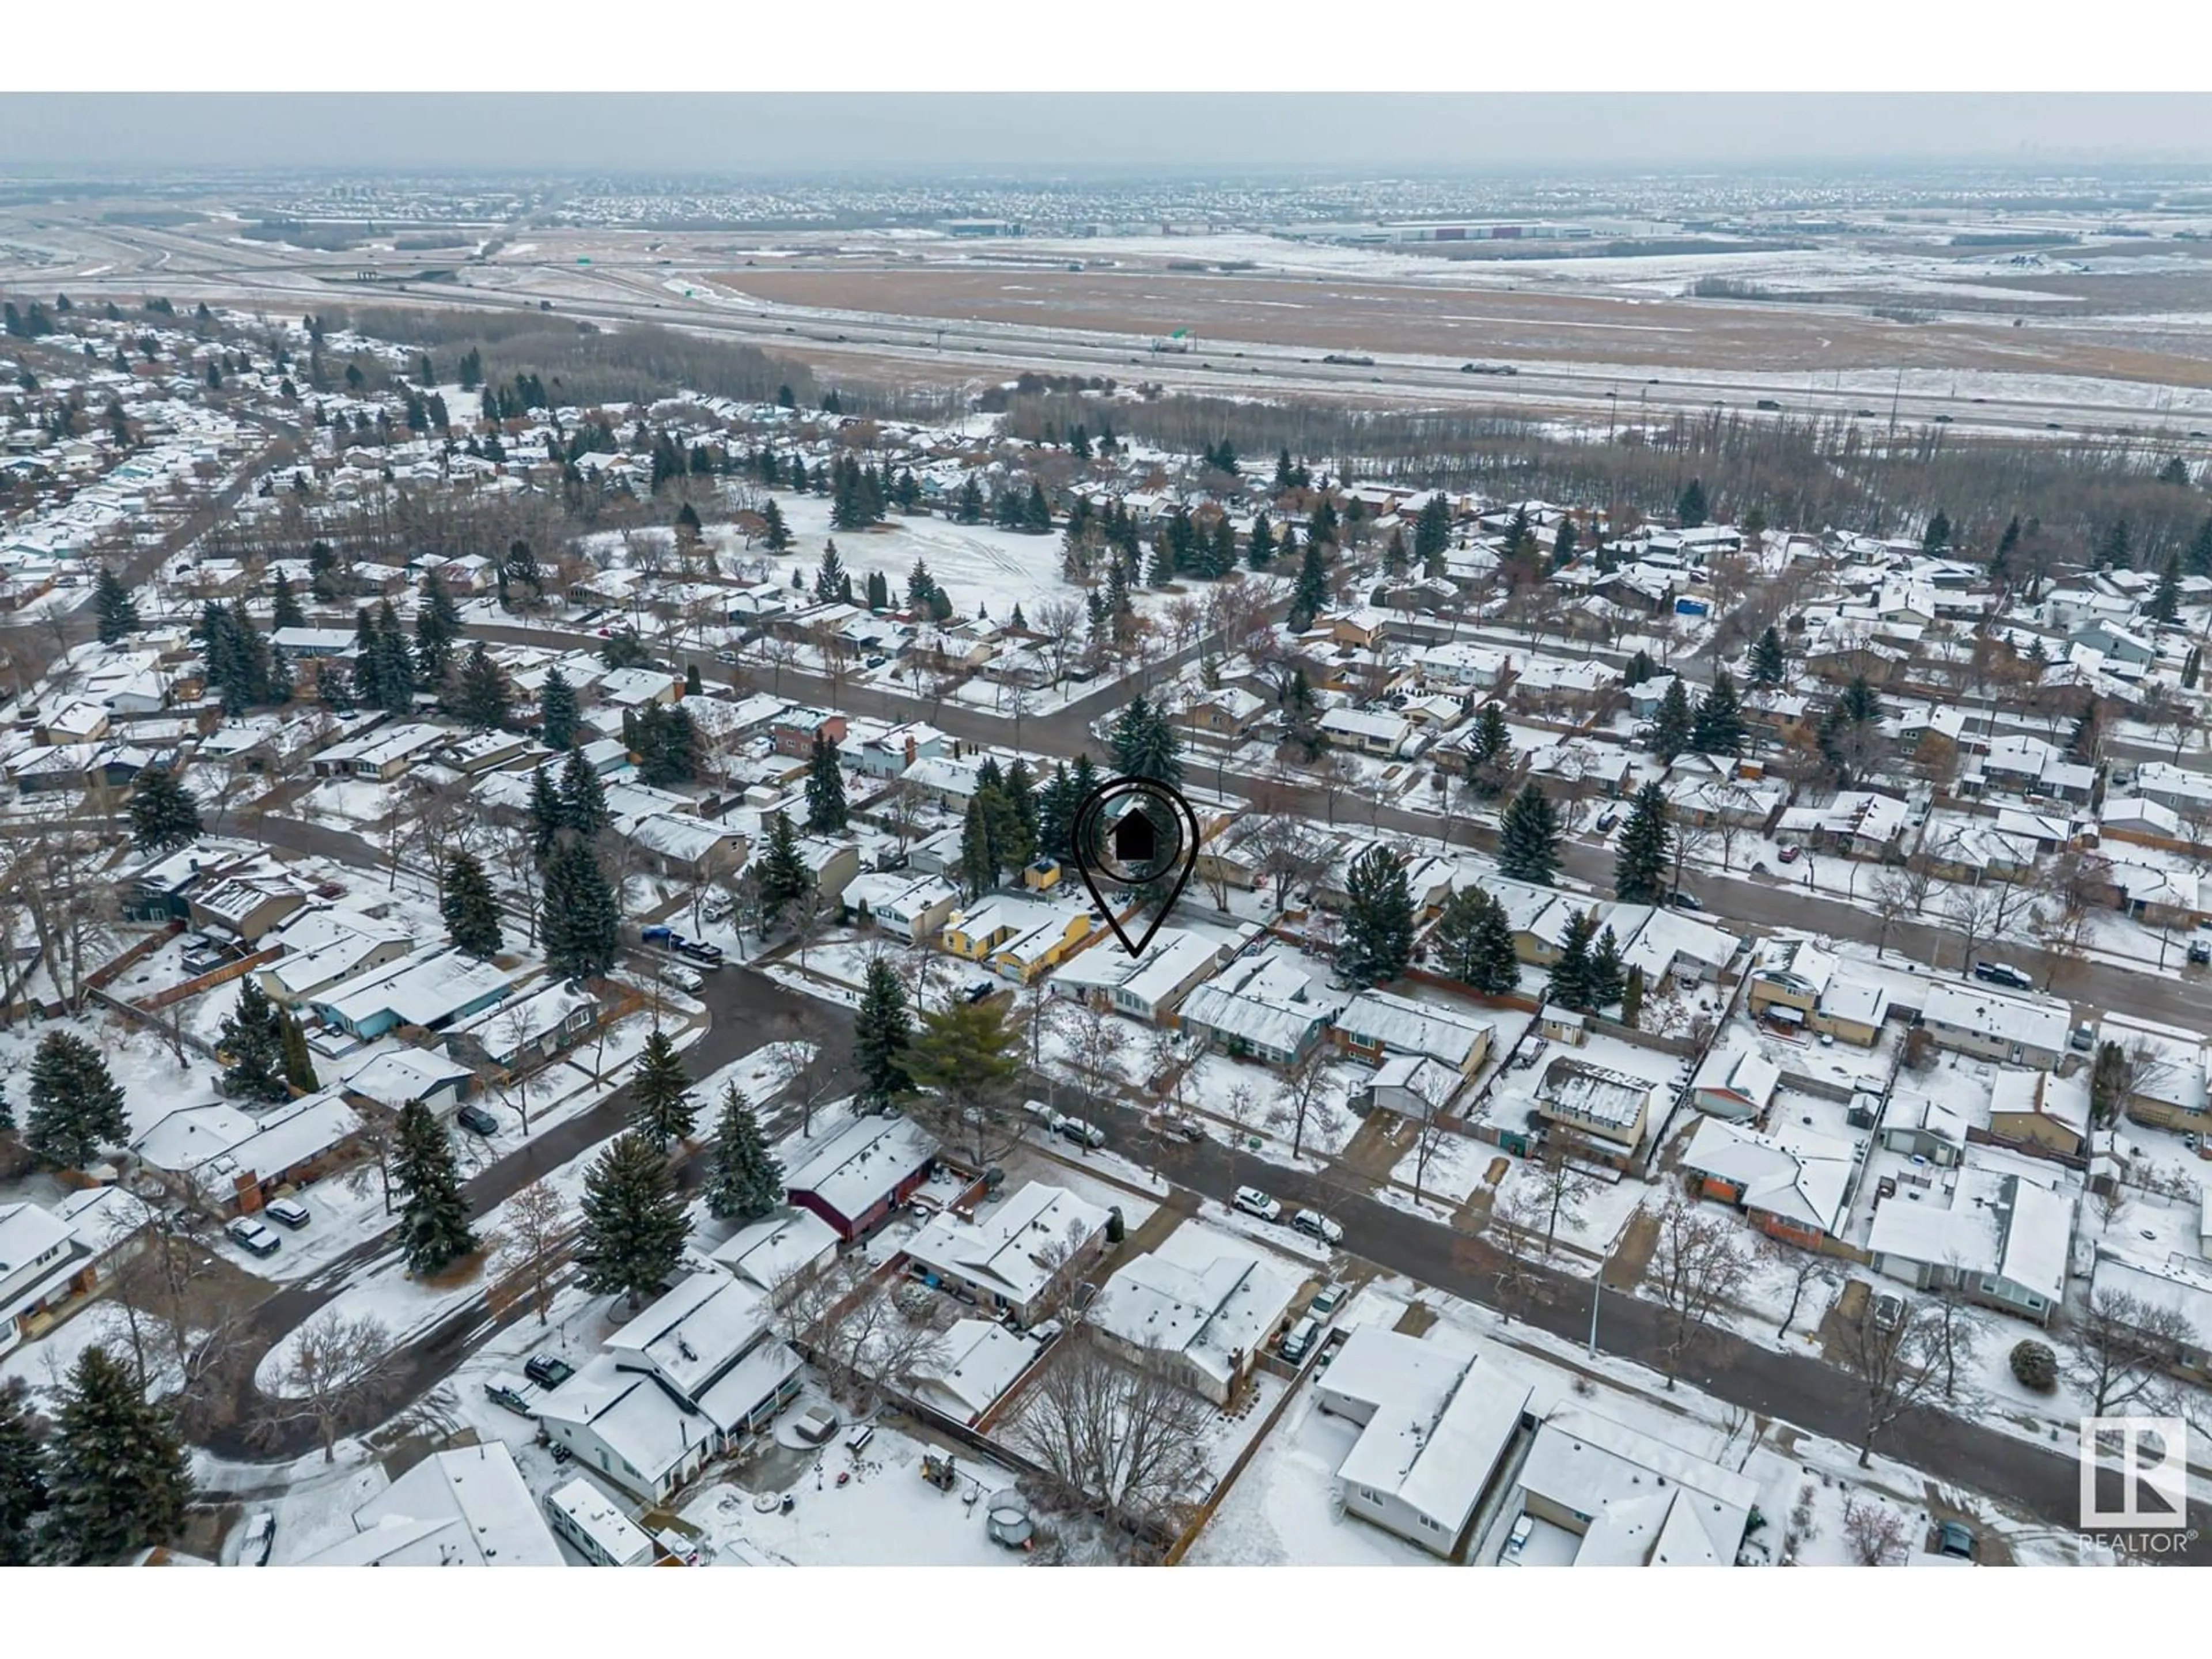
[41,1348,192,1565]
[2097,518,2132,571]
[627,1027,697,1150]
[1690,666,1747,755]
[1497,781,1563,886]
[541,838,619,980]
[441,849,503,960]
[1338,844,1415,988]
[815,539,847,601]
[1414,493,1453,567]
[958,791,999,898]
[93,566,139,643]
[1649,677,1695,764]
[2152,552,2181,626]
[684,663,703,697]
[1552,517,1578,569]
[392,1100,476,1275]
[0,1377,46,1567]
[854,956,915,1112]
[1621,965,1646,1028]
[576,1133,689,1311]
[1246,510,1276,570]
[217,977,288,1103]
[762,497,792,551]
[1431,888,1518,996]
[1546,908,1600,1012]
[756,812,809,930]
[704,1084,782,1221]
[1469,887,1522,995]
[279,1010,319,1093]
[1921,508,1953,555]
[559,745,609,839]
[451,641,513,730]
[805,732,848,833]
[414,570,462,684]
[865,569,890,611]
[1463,703,1514,798]
[1676,478,1708,528]
[1108,695,1183,787]
[1588,926,1627,1010]
[528,764,564,861]
[1994,513,2022,581]
[127,764,202,854]
[1287,534,1331,631]
[25,1031,129,1170]
[1613,781,1672,905]
[2186,515,2212,579]
[1748,625,1787,688]
[538,666,578,751]
[269,570,305,631]
[1036,761,1078,865]
[634,704,702,787]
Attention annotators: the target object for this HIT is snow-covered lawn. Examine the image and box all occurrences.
[0,1009,221,1144]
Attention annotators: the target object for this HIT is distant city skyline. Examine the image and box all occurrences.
[5,93,2212,175]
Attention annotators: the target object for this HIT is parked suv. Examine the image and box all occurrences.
[226,1217,281,1258]
[1053,1116,1107,1150]
[1292,1209,1344,1246]
[456,1103,500,1137]
[263,1198,311,1230]
[1233,1186,1283,1223]
[524,1354,574,1390]
[1972,960,2035,991]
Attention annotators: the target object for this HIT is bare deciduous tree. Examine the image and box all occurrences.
[1840,1494,1912,1566]
[1643,1198,1752,1389]
[491,1179,573,1326]
[2067,1289,2194,1417]
[1760,1235,1835,1339]
[255,1310,406,1463]
[1835,1294,1948,1467]
[1013,1326,1216,1559]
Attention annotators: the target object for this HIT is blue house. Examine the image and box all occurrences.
[310,944,513,1040]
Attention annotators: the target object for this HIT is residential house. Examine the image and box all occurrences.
[257,907,416,1006]
[1690,1044,1782,1122]
[1316,1328,1531,1558]
[709,1208,841,1305]
[1682,1116,1858,1250]
[339,1047,475,1116]
[188,872,309,946]
[902,1181,1112,1326]
[1745,936,1887,1046]
[1089,1233,1304,1406]
[131,1090,365,1215]
[1535,1058,1655,1159]
[770,707,847,759]
[911,1320,1050,1427]
[1334,990,1495,1078]
[309,944,514,1040]
[445,978,601,1075]
[1919,983,2071,1070]
[1320,706,1417,759]
[1178,686,1269,739]
[300,1444,565,1566]
[543,1477,656,1568]
[312,721,449,781]
[783,1116,938,1241]
[845,871,962,945]
[2088,1255,2212,1384]
[1867,1164,2071,1324]
[1506,1406,1761,1567]
[1356,1054,1464,1119]
[1986,1068,2092,1160]
[941,892,1095,984]
[1177,947,1348,1067]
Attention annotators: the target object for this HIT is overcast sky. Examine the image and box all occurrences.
[5,94,2211,174]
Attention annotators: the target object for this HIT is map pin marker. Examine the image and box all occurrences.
[1070,777,1202,957]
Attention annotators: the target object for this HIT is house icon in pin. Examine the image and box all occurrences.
[1112,810,1158,867]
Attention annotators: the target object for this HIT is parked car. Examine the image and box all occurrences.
[1234,1186,1283,1222]
[1279,1315,1320,1363]
[1308,1282,1347,1317]
[2070,1022,2096,1053]
[1593,809,1620,834]
[1022,1098,1058,1125]
[963,978,997,1003]
[659,963,705,994]
[2190,937,2212,967]
[242,1510,275,1566]
[1871,1291,1905,1334]
[485,1374,535,1416]
[1666,890,1704,911]
[700,895,733,924]
[524,1354,575,1390]
[1144,1109,1205,1144]
[1777,844,1801,864]
[263,1197,311,1230]
[714,648,741,665]
[457,1103,500,1137]
[1292,1208,1344,1246]
[676,939,724,967]
[1054,1116,1107,1150]
[1502,1513,1533,1562]
[641,924,675,945]
[226,1217,281,1258]
[1972,960,2034,991]
[1936,1521,1976,1560]
[793,1403,840,1445]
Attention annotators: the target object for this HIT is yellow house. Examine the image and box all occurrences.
[990,911,1096,984]
[942,893,1094,982]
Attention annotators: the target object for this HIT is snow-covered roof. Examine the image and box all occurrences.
[1681,1116,1855,1236]
[543,1477,653,1567]
[1516,1406,1761,1567]
[906,1181,1110,1310]
[710,1208,839,1296]
[131,1090,363,1184]
[782,1115,937,1225]
[328,1444,562,1567]
[340,1046,475,1109]
[915,1319,1050,1423]
[1336,989,1493,1070]
[1868,1165,2070,1305]
[1092,1236,1302,1395]
[1320,1328,1529,1539]
[605,1270,774,1402]
[1920,983,2071,1054]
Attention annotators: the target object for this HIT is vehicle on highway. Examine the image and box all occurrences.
[1972,960,2034,991]
[1234,1186,1283,1222]
[457,1103,500,1137]
[1292,1208,1344,1246]
[227,1217,281,1257]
